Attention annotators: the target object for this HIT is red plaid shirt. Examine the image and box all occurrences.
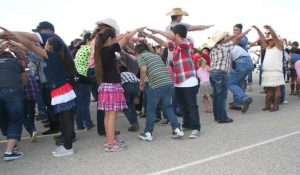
[171,38,196,84]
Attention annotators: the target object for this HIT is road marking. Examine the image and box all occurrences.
[148,130,300,175]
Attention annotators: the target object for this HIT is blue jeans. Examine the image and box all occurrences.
[122,82,139,125]
[142,82,149,113]
[75,83,94,128]
[23,100,37,134]
[144,84,180,133]
[175,85,200,130]
[210,71,229,122]
[0,88,23,140]
[280,85,285,103]
[229,56,254,107]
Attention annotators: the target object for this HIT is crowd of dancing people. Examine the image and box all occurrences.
[1,7,300,161]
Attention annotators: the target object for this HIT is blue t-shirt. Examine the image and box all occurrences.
[291,53,300,65]
[44,51,67,88]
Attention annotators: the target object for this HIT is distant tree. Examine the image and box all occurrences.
[80,29,91,38]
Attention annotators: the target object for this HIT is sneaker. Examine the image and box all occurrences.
[104,141,127,152]
[154,119,162,124]
[189,130,200,139]
[114,137,128,149]
[31,131,38,142]
[171,127,184,139]
[42,129,59,135]
[282,100,288,104]
[52,146,74,157]
[3,151,24,161]
[138,132,153,141]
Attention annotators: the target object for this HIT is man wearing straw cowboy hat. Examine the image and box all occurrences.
[166,8,214,33]
[207,29,251,123]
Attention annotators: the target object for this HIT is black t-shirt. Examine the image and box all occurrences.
[102,43,121,83]
[0,57,25,89]
[44,51,67,88]
[39,32,63,48]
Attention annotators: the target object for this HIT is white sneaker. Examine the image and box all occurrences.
[31,131,38,142]
[138,132,153,141]
[52,146,74,157]
[52,146,64,154]
[189,130,200,139]
[171,127,184,139]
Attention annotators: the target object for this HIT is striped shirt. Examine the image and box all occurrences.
[210,41,234,73]
[138,51,172,89]
[120,72,139,84]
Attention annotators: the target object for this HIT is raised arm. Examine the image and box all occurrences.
[147,28,176,42]
[141,30,168,48]
[264,25,283,50]
[231,28,251,45]
[118,27,145,49]
[252,25,268,49]
[0,27,47,59]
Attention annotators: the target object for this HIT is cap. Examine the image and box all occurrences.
[32,21,55,32]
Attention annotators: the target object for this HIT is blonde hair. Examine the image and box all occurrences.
[197,58,207,68]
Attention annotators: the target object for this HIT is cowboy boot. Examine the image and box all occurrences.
[262,95,271,111]
[290,83,295,95]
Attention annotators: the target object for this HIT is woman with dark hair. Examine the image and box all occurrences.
[94,27,143,152]
[1,26,77,157]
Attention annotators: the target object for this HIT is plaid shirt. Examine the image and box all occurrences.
[172,38,196,84]
[120,72,139,84]
[210,41,234,73]
[24,75,39,101]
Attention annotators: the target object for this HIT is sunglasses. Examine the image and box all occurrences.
[265,32,270,34]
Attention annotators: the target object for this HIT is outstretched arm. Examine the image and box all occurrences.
[189,24,214,31]
[0,27,47,59]
[147,28,176,42]
[118,27,145,49]
[252,25,268,49]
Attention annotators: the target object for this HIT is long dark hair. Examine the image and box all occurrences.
[47,36,77,77]
[94,28,116,83]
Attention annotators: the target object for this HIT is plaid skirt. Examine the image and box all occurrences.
[97,83,127,111]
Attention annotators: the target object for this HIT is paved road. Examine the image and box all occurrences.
[1,72,300,175]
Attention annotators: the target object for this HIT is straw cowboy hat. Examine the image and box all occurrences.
[207,31,229,48]
[166,8,189,16]
[95,18,120,35]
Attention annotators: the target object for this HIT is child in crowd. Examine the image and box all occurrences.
[197,58,212,113]
[93,27,143,152]
[1,26,77,157]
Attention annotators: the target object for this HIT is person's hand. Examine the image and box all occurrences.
[146,28,158,34]
[263,25,271,30]
[139,82,145,91]
[251,25,258,30]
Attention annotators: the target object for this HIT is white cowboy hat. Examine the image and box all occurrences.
[207,31,229,48]
[95,18,120,35]
[166,8,188,16]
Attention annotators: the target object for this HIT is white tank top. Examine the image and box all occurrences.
[263,47,283,72]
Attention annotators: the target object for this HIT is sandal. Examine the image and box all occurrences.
[204,108,212,113]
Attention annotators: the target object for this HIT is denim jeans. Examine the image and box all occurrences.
[0,88,23,140]
[144,84,180,133]
[75,83,94,128]
[122,82,139,125]
[175,85,200,130]
[210,71,229,122]
[23,99,37,134]
[142,82,149,113]
[36,80,47,116]
[229,56,254,107]
[280,85,285,103]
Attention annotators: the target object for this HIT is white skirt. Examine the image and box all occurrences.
[261,71,285,87]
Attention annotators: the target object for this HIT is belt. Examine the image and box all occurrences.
[211,69,228,74]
